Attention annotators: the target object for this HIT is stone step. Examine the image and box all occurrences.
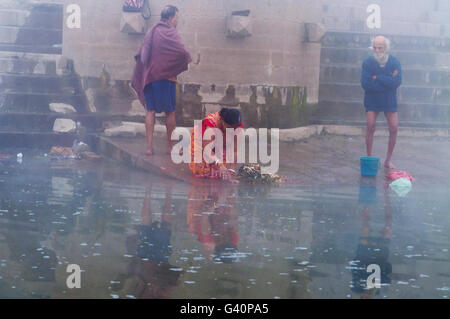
[0,73,80,94]
[0,131,74,148]
[0,113,145,133]
[0,50,61,59]
[0,7,62,29]
[322,16,450,38]
[313,100,450,124]
[322,32,450,52]
[319,83,450,105]
[437,0,450,12]
[426,11,450,25]
[0,9,30,27]
[0,2,63,14]
[0,43,61,54]
[0,112,62,132]
[321,47,450,68]
[320,61,450,72]
[309,119,450,129]
[0,92,87,113]
[0,51,60,75]
[0,25,62,46]
[377,21,450,38]
[320,65,450,87]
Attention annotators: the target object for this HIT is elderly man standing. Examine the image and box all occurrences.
[132,5,192,156]
[361,36,402,169]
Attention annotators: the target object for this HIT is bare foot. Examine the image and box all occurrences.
[384,161,395,169]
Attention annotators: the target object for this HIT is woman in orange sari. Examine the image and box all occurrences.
[189,108,243,181]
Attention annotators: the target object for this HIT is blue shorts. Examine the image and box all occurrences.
[365,105,397,113]
[144,80,176,113]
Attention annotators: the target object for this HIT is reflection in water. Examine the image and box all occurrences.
[0,155,449,298]
[6,233,57,283]
[113,183,181,299]
[352,178,392,298]
[187,184,238,263]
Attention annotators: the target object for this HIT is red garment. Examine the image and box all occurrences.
[131,20,192,106]
[385,170,414,182]
[201,112,243,134]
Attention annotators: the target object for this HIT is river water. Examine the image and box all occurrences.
[0,151,448,298]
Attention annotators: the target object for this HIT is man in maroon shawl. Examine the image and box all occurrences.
[132,5,192,155]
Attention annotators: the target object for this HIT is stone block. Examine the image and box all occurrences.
[279,125,324,142]
[120,12,146,35]
[0,59,13,73]
[204,103,222,115]
[49,103,77,114]
[437,0,450,12]
[103,121,146,137]
[122,121,146,136]
[226,14,252,38]
[53,118,76,133]
[304,23,326,43]
[85,88,97,113]
[0,9,29,27]
[33,61,46,74]
[0,26,19,44]
[128,99,146,116]
[320,65,361,84]
[57,56,72,75]
[104,123,136,137]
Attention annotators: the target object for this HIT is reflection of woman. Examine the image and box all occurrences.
[189,108,243,182]
[187,184,239,262]
[113,184,182,299]
[351,187,393,297]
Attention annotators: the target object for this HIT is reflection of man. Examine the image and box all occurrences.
[132,5,192,156]
[351,187,393,297]
[113,184,181,299]
[361,36,402,169]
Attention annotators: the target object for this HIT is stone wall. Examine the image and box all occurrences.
[28,0,323,127]
[314,0,450,126]
[320,0,450,38]
[6,0,450,128]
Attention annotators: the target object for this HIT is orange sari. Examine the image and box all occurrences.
[189,112,243,178]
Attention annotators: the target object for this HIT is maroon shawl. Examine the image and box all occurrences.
[131,20,192,106]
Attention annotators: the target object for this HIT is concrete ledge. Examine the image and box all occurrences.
[322,125,450,138]
[138,124,450,142]
[278,125,324,141]
[149,125,450,142]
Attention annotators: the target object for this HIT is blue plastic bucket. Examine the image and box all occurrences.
[360,156,380,176]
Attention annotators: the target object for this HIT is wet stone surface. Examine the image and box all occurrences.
[0,139,449,298]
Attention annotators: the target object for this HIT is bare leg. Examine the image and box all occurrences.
[384,111,398,169]
[142,184,152,225]
[365,111,379,157]
[145,110,155,155]
[383,187,393,239]
[165,111,176,154]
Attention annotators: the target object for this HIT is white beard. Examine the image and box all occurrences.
[374,52,389,65]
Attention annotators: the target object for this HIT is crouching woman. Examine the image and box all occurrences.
[189,108,243,182]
